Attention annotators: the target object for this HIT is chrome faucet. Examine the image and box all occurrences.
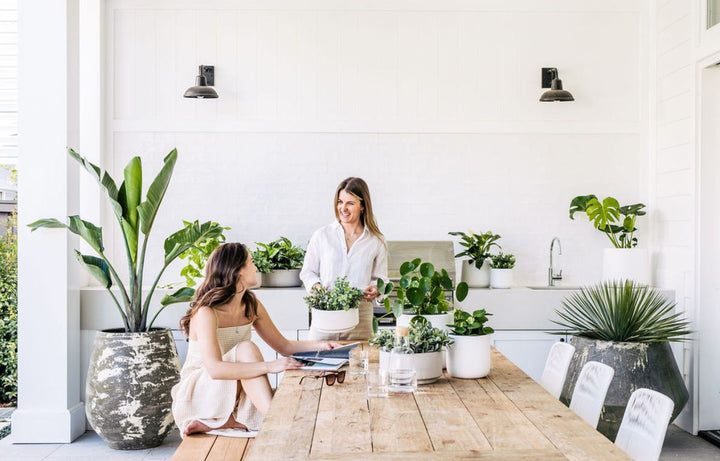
[549,237,563,286]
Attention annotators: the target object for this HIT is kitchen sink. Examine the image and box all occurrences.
[526,285,582,290]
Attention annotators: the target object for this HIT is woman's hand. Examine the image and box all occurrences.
[267,357,304,373]
[322,341,342,350]
[363,285,379,301]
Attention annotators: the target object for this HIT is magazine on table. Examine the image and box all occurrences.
[286,342,360,371]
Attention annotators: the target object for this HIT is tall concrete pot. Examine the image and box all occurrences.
[86,328,181,450]
[560,336,688,441]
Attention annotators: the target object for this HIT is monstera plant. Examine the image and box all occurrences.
[29,148,224,449]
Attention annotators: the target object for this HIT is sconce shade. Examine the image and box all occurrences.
[184,65,218,99]
[539,68,574,102]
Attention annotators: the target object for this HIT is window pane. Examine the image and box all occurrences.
[710,0,720,28]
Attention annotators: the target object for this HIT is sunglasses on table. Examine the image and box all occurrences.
[299,370,346,386]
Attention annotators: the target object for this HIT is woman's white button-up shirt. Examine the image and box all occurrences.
[300,221,388,293]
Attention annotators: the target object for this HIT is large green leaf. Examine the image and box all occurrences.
[406,287,425,306]
[586,197,620,231]
[568,194,597,219]
[68,149,123,219]
[164,220,226,265]
[160,287,195,306]
[74,251,111,288]
[138,149,177,235]
[119,157,142,263]
[456,282,468,302]
[67,216,104,253]
[28,218,67,231]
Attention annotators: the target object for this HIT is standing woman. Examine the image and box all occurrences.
[300,177,388,340]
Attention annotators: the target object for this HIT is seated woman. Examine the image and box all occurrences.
[171,242,339,437]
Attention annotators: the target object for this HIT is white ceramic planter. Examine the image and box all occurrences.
[446,334,492,379]
[262,269,302,287]
[490,268,513,289]
[379,350,444,384]
[461,259,491,288]
[310,308,359,333]
[396,312,453,331]
[602,248,650,285]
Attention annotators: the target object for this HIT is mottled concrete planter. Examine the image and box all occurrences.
[560,336,688,441]
[86,328,181,450]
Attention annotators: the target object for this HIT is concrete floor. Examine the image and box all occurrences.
[0,424,717,460]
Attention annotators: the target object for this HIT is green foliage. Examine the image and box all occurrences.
[447,309,494,336]
[449,231,501,269]
[0,210,17,404]
[253,237,305,270]
[369,317,454,353]
[304,277,364,311]
[176,220,229,287]
[569,194,646,248]
[490,253,515,269]
[28,149,226,332]
[250,247,272,274]
[381,258,468,317]
[553,280,691,343]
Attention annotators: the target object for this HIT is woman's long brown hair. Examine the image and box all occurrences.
[179,242,259,336]
[334,177,384,243]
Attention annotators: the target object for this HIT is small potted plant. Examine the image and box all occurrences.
[304,277,364,333]
[449,231,501,288]
[384,258,468,331]
[249,246,272,288]
[253,237,306,287]
[569,194,648,284]
[489,252,515,289]
[445,309,494,378]
[370,317,454,384]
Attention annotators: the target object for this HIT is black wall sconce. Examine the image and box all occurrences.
[539,67,574,102]
[184,65,218,99]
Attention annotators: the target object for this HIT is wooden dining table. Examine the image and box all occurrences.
[242,344,630,461]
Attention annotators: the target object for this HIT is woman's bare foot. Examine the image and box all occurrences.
[183,416,249,436]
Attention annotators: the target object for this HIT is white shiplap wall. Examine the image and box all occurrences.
[101,1,648,290]
[0,0,16,164]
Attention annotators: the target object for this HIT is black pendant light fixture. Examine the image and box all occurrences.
[184,65,218,99]
[539,67,574,102]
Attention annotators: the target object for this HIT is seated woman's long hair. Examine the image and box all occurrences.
[179,242,259,336]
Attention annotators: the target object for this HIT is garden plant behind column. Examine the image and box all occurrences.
[28,149,225,449]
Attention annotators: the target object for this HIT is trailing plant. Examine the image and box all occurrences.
[369,317,454,353]
[552,280,691,343]
[253,237,305,270]
[28,149,226,332]
[447,309,494,336]
[175,220,230,288]
[569,195,646,248]
[490,253,515,269]
[0,209,17,404]
[304,276,364,311]
[250,247,272,274]
[382,258,469,318]
[449,230,501,269]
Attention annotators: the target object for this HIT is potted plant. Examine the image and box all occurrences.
[445,308,494,378]
[250,246,272,288]
[370,317,454,384]
[569,195,649,284]
[553,280,691,441]
[253,237,305,287]
[28,149,225,449]
[385,258,469,331]
[449,231,501,288]
[489,253,515,289]
[304,276,364,333]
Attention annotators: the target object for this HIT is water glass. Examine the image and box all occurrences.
[366,367,388,398]
[388,368,417,393]
[349,348,368,375]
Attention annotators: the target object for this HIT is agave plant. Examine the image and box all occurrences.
[553,280,691,343]
[28,148,225,332]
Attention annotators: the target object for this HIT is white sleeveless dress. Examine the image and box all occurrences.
[171,324,263,436]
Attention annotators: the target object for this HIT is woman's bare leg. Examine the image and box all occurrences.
[235,340,273,415]
[183,416,248,436]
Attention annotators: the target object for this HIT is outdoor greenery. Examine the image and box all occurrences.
[28,149,225,332]
[446,309,494,336]
[0,209,17,404]
[173,220,230,288]
[569,194,646,248]
[369,317,454,353]
[304,277,364,311]
[553,280,691,343]
[448,230,501,269]
[253,237,305,270]
[490,253,515,269]
[381,258,469,317]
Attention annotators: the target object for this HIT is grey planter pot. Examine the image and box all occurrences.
[86,328,181,450]
[560,336,688,441]
[262,269,302,287]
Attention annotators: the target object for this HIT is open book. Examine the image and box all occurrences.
[286,342,360,371]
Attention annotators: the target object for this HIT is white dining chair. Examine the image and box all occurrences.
[539,341,575,399]
[615,388,674,461]
[569,361,615,428]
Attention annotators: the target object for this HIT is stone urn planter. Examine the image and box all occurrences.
[262,268,302,287]
[86,329,181,450]
[560,336,688,441]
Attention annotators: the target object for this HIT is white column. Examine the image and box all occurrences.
[12,0,85,442]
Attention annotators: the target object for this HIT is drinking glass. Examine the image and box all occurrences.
[349,348,368,375]
[366,367,388,398]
